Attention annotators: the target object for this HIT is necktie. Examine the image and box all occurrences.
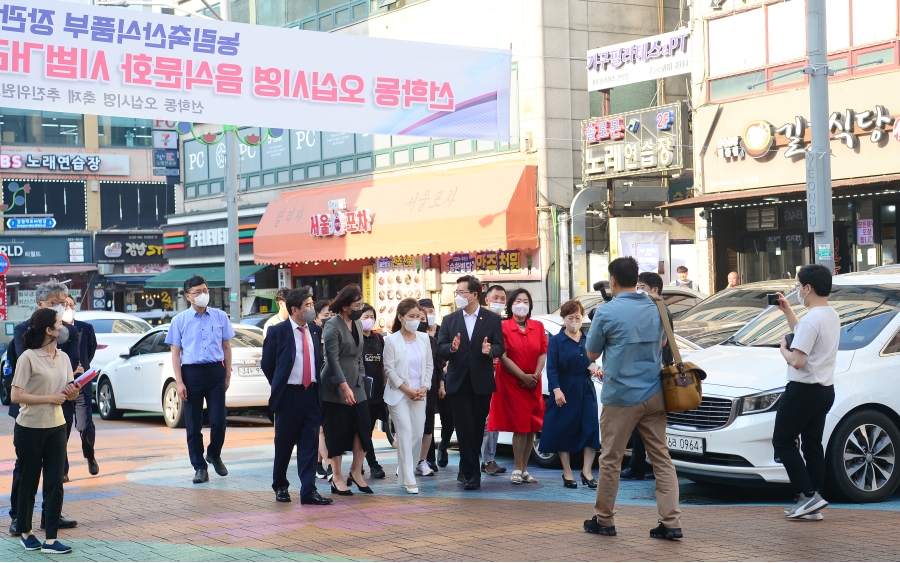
[298,325,312,388]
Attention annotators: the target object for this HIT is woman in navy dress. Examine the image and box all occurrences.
[539,299,601,489]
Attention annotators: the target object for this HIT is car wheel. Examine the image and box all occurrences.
[97,379,123,421]
[530,432,562,469]
[163,381,186,429]
[826,409,900,503]
[0,379,9,406]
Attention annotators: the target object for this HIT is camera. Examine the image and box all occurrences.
[766,294,779,306]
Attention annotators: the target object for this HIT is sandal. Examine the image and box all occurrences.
[511,470,523,484]
[522,471,539,484]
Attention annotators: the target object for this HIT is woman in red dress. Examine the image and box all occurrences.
[488,288,547,484]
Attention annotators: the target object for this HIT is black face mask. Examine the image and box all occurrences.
[417,321,429,333]
[349,309,364,321]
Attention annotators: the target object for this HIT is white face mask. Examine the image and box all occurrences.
[52,304,65,316]
[427,314,437,326]
[454,295,470,309]
[192,292,210,308]
[511,302,530,317]
[361,318,375,332]
[62,308,75,323]
[565,321,581,333]
[796,286,808,307]
[635,289,646,295]
[488,302,505,314]
[404,319,421,333]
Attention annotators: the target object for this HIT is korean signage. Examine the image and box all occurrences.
[310,202,373,237]
[444,250,535,276]
[0,150,129,175]
[582,102,686,180]
[153,149,179,168]
[717,105,898,162]
[586,29,691,91]
[0,235,91,265]
[0,0,511,141]
[7,218,56,229]
[857,219,874,245]
[94,232,164,263]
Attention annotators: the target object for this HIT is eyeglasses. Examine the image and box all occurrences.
[350,302,364,310]
[454,290,471,297]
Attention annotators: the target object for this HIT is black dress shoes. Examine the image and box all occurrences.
[650,523,683,540]
[275,486,291,503]
[457,472,465,483]
[300,492,334,505]
[193,469,209,483]
[87,458,100,476]
[9,519,18,536]
[369,463,386,479]
[620,466,645,480]
[205,455,228,476]
[40,517,76,530]
[437,447,449,468]
[584,515,616,536]
[463,477,480,490]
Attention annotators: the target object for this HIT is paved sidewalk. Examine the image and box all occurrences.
[0,412,897,561]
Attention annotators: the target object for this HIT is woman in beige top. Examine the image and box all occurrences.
[10,308,78,554]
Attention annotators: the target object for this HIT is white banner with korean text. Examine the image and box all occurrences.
[586,29,691,91]
[0,0,511,141]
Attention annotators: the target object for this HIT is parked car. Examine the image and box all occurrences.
[75,311,154,372]
[550,285,707,320]
[666,272,900,503]
[240,313,276,329]
[96,324,270,428]
[672,280,798,348]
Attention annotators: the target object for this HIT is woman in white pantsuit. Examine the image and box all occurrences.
[383,298,433,494]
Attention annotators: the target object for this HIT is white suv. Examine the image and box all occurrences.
[667,271,900,503]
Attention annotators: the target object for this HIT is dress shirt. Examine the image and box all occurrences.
[287,318,316,385]
[585,292,663,407]
[462,305,480,341]
[165,306,235,365]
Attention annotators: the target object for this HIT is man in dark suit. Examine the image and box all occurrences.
[437,275,504,490]
[7,280,80,535]
[261,286,332,506]
[65,295,99,476]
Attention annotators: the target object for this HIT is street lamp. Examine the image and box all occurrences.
[95,0,220,20]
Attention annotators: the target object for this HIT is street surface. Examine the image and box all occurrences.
[1,408,898,562]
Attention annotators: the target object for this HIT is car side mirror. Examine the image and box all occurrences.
[119,347,131,358]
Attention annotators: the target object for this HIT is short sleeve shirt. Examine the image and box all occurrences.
[12,348,74,428]
[586,292,664,407]
[165,307,235,364]
[788,306,840,386]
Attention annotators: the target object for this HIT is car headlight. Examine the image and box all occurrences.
[739,388,784,415]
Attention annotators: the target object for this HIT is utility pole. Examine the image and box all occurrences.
[806,0,835,273]
[220,0,242,320]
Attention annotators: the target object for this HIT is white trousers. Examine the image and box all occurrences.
[391,395,426,486]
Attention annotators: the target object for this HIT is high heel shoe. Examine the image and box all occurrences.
[581,473,598,489]
[562,475,578,489]
[348,475,374,494]
[331,481,353,496]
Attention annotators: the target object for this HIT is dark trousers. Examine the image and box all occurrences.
[772,381,835,496]
[74,384,96,461]
[628,429,648,473]
[62,401,74,476]
[272,384,320,499]
[182,362,227,471]
[365,400,384,467]
[13,424,66,539]
[449,376,491,482]
[437,397,455,452]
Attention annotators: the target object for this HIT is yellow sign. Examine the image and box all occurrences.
[361,265,375,306]
[573,236,583,245]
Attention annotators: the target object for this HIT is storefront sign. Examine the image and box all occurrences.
[163,215,258,260]
[0,150,129,175]
[586,29,691,91]
[152,120,178,130]
[95,233,164,263]
[857,219,875,245]
[0,235,92,265]
[152,131,178,149]
[190,227,228,247]
[124,263,172,274]
[153,168,180,177]
[374,261,426,329]
[444,250,534,276]
[153,150,179,168]
[0,276,7,321]
[310,209,373,237]
[6,218,56,229]
[2,0,511,141]
[361,265,375,308]
[718,105,898,162]
[583,102,686,180]
[446,254,476,274]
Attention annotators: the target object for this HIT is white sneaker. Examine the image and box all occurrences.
[795,510,823,521]
[415,460,434,476]
[785,492,828,518]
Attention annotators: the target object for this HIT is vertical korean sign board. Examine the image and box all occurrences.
[0,0,511,141]
[0,253,9,322]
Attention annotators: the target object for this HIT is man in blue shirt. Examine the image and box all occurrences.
[166,275,235,484]
[583,257,683,541]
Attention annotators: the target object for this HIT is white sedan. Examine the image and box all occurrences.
[665,271,900,503]
[75,311,153,372]
[96,324,271,428]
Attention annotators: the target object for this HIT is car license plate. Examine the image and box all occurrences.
[238,366,263,376]
[666,434,704,455]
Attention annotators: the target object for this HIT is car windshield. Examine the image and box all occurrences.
[674,287,785,324]
[232,327,264,348]
[551,295,608,316]
[82,318,152,334]
[729,286,900,350]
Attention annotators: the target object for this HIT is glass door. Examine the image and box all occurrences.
[783,233,808,279]
[741,236,765,283]
[881,203,897,266]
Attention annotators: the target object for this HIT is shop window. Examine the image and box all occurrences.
[97,116,153,147]
[198,183,210,196]
[769,65,806,88]
[278,170,290,183]
[746,207,777,230]
[100,182,173,230]
[293,168,305,181]
[210,181,223,193]
[308,165,321,178]
[455,140,472,155]
[230,0,251,23]
[2,180,86,230]
[827,0,851,51]
[856,199,876,271]
[357,156,372,171]
[324,162,337,176]
[413,146,429,162]
[263,172,276,185]
[709,71,765,102]
[0,108,83,146]
[882,203,897,266]
[434,143,451,159]
[353,2,367,19]
[303,19,316,30]
[852,0,897,46]
[249,175,262,188]
[856,47,896,73]
[257,0,287,26]
[288,0,316,22]
[340,159,354,174]
[476,140,495,152]
[335,8,351,25]
[375,153,390,168]
[319,14,334,30]
[393,149,409,165]
[186,185,196,198]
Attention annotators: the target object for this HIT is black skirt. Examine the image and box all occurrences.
[322,400,374,458]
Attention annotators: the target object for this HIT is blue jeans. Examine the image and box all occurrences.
[182,362,227,471]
